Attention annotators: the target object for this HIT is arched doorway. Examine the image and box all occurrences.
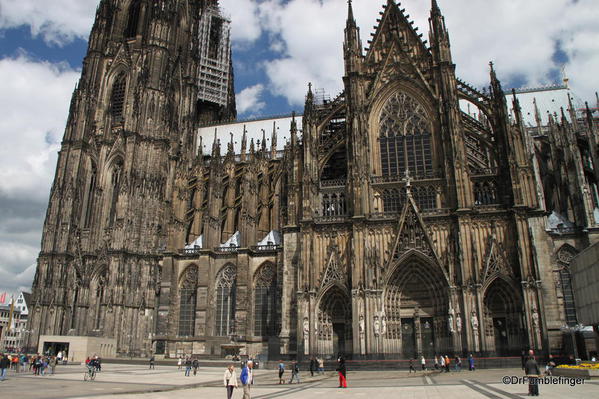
[316,286,352,356]
[384,255,449,357]
[483,278,524,356]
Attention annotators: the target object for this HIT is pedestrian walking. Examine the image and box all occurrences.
[224,364,238,399]
[184,357,192,377]
[277,360,285,384]
[434,355,439,370]
[444,355,450,372]
[439,355,445,371]
[178,357,183,370]
[11,355,18,372]
[468,354,475,371]
[525,354,540,396]
[421,356,426,371]
[310,356,316,377]
[409,358,415,373]
[336,356,347,388]
[49,356,57,375]
[289,361,300,384]
[318,357,324,374]
[193,358,200,376]
[454,355,461,372]
[149,355,155,370]
[0,353,10,381]
[240,360,254,399]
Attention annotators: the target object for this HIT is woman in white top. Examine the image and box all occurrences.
[224,364,238,399]
[177,357,182,370]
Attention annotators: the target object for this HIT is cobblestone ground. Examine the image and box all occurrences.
[0,363,596,399]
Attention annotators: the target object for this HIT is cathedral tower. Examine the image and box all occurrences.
[28,0,235,356]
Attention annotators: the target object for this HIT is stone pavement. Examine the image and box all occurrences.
[0,363,596,399]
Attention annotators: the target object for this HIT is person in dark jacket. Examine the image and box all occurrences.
[336,356,347,388]
[192,358,200,376]
[524,355,540,396]
[309,357,316,377]
[0,353,10,381]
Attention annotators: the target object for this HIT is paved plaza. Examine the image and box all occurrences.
[0,363,597,399]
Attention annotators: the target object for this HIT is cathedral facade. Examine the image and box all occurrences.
[28,0,599,360]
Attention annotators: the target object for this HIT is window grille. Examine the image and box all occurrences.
[215,264,237,336]
[124,0,141,38]
[110,75,127,119]
[254,263,276,336]
[379,92,433,177]
[178,266,198,336]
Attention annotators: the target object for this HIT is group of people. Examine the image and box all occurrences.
[0,353,61,379]
[222,360,254,399]
[409,354,475,372]
[178,356,201,376]
[85,355,102,372]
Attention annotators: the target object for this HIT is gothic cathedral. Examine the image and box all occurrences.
[29,0,599,360]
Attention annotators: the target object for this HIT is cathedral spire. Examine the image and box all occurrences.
[344,0,362,75]
[428,0,451,63]
[240,125,247,162]
[290,111,298,149]
[271,121,278,158]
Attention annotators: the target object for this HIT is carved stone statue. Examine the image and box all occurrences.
[532,308,539,329]
[456,313,462,333]
[373,315,380,337]
[448,314,455,334]
[381,315,387,336]
[471,312,479,331]
[359,315,365,336]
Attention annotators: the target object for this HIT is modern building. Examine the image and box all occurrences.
[28,0,599,360]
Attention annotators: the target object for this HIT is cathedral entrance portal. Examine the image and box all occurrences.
[317,286,352,356]
[384,256,449,357]
[483,278,524,356]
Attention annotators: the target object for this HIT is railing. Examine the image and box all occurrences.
[213,246,239,253]
[320,179,347,188]
[371,171,444,184]
[250,245,282,252]
[181,247,202,255]
[369,208,451,219]
[470,168,500,177]
[314,215,348,223]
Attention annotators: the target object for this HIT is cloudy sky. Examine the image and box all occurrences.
[0,0,598,296]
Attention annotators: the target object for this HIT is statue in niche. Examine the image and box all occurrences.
[456,313,462,333]
[448,307,455,334]
[359,315,365,336]
[373,315,380,337]
[471,312,479,332]
[532,308,539,329]
[381,315,387,336]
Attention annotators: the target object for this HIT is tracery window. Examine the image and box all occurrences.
[110,74,127,120]
[379,92,433,177]
[474,181,499,205]
[215,264,237,336]
[412,186,437,210]
[108,160,123,226]
[382,188,405,213]
[83,164,97,228]
[254,263,277,336]
[94,270,107,330]
[124,0,141,38]
[178,265,198,336]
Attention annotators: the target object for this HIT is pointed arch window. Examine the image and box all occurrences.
[254,263,277,336]
[108,160,123,226]
[215,264,237,336]
[178,265,198,336]
[124,0,142,38]
[110,74,127,120]
[94,270,107,330]
[379,92,433,178]
[83,163,97,228]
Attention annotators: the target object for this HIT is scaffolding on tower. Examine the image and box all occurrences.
[198,3,231,107]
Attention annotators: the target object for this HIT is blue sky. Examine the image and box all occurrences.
[0,0,598,295]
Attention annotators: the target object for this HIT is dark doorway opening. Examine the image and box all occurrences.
[402,318,416,358]
[42,341,70,357]
[333,323,346,355]
[421,317,435,357]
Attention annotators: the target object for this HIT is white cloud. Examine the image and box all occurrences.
[0,53,79,293]
[237,83,266,115]
[245,0,599,106]
[220,0,263,47]
[0,0,97,45]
